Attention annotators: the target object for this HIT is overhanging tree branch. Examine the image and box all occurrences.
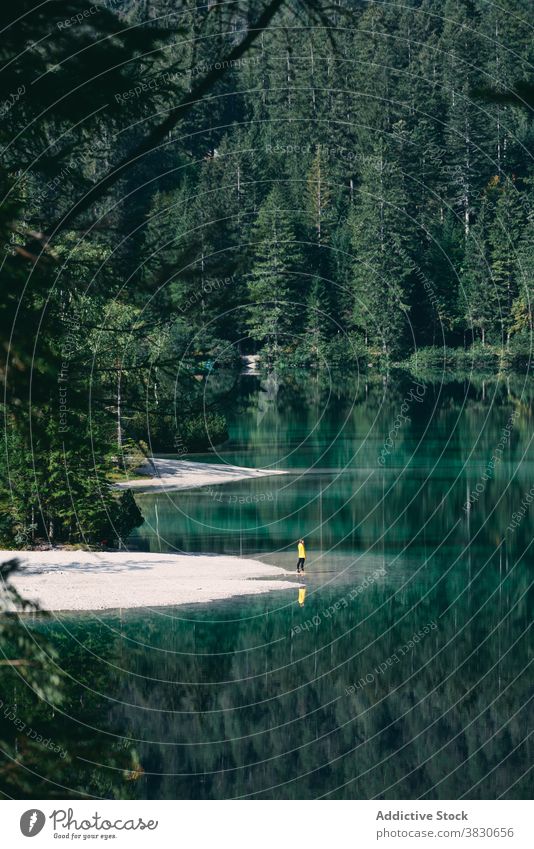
[46,0,293,240]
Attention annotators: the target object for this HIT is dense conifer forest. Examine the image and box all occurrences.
[1,0,533,546]
[0,1,533,803]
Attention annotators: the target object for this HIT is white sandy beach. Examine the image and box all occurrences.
[2,459,297,611]
[3,550,301,612]
[115,457,287,492]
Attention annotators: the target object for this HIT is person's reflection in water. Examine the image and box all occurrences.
[298,587,306,606]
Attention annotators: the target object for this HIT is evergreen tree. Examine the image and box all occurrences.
[459,199,495,346]
[489,178,525,344]
[349,148,413,359]
[511,192,534,335]
[439,0,489,237]
[247,186,301,358]
[303,276,329,365]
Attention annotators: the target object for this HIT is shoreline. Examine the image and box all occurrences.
[3,550,302,612]
[115,457,288,492]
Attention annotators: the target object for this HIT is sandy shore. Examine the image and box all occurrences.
[2,550,301,612]
[115,458,287,492]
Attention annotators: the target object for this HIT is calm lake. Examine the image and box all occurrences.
[28,373,532,799]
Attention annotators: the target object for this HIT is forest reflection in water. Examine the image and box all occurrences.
[2,373,532,799]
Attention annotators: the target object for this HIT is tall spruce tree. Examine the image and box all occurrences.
[511,188,534,335]
[349,147,413,359]
[460,197,495,345]
[247,186,301,357]
[489,178,525,344]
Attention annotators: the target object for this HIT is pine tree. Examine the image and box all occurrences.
[440,0,490,237]
[477,0,533,175]
[348,147,413,359]
[459,199,495,345]
[303,276,329,365]
[247,186,301,358]
[511,192,534,335]
[421,213,464,344]
[489,178,525,344]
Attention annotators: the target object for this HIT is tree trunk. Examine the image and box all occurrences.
[117,361,123,450]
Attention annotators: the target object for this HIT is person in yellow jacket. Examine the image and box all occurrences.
[297,539,306,574]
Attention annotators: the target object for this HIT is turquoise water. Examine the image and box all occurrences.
[19,374,534,798]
